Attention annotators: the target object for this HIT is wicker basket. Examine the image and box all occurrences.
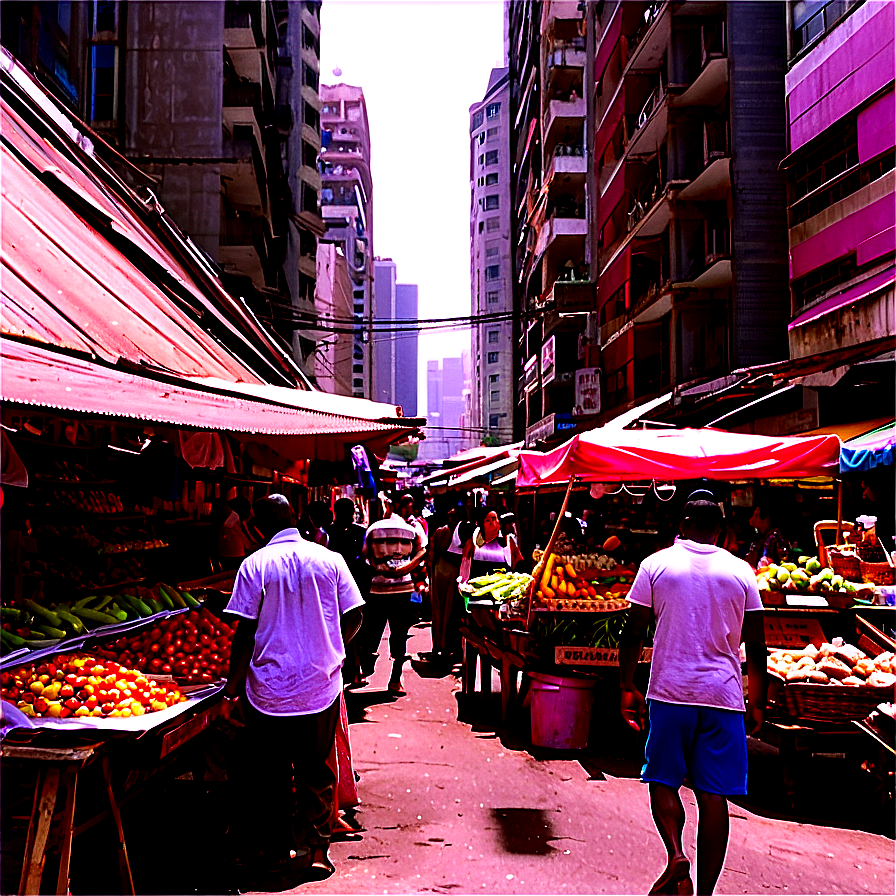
[828,548,861,581]
[774,682,894,722]
[860,560,895,586]
[814,520,857,570]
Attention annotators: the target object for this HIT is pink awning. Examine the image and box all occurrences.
[789,266,895,329]
[516,427,842,487]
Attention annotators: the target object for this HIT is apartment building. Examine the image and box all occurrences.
[319,83,375,399]
[372,259,419,417]
[784,0,894,362]
[0,0,325,379]
[314,244,354,396]
[591,0,791,425]
[469,68,514,444]
[509,0,595,446]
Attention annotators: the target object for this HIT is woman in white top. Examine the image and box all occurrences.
[461,510,523,581]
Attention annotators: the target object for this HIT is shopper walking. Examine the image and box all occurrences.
[222,494,364,882]
[427,505,462,664]
[618,492,766,896]
[361,496,426,695]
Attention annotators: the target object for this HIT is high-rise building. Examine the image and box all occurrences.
[373,258,419,416]
[783,1,894,362]
[319,83,375,399]
[314,244,354,396]
[421,356,470,460]
[508,0,595,446]
[0,0,325,380]
[469,67,514,444]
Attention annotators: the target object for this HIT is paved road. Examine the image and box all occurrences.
[283,624,894,896]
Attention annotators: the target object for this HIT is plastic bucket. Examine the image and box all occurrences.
[529,671,596,750]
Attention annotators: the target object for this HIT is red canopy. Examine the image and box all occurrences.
[516,427,842,488]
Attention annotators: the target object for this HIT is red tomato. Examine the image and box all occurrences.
[161,663,172,674]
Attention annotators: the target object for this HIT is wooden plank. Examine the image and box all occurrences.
[21,766,60,895]
[101,755,135,895]
[54,768,78,896]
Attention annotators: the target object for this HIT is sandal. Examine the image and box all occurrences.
[387,678,407,696]
[308,847,336,878]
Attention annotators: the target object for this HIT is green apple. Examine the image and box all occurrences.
[805,558,822,574]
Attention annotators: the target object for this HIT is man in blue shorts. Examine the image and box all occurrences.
[619,491,766,896]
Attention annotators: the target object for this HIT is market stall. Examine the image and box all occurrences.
[457,426,894,764]
[0,53,424,894]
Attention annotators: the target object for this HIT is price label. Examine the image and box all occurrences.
[554,646,652,666]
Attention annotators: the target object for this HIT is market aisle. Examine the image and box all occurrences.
[263,624,894,896]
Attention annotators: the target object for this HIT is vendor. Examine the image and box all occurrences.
[745,500,789,568]
[461,509,523,580]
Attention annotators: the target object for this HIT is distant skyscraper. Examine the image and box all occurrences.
[420,356,472,460]
[469,67,513,443]
[373,258,419,416]
[320,83,374,398]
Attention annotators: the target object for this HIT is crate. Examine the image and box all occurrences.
[774,682,894,722]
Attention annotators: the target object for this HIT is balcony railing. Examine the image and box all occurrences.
[705,220,730,265]
[637,83,665,130]
[700,21,726,69]
[627,1,664,54]
[703,119,729,168]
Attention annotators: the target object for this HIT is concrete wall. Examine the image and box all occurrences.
[125,2,223,259]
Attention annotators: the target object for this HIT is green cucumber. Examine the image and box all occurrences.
[181,592,200,609]
[33,623,68,639]
[159,583,183,609]
[109,602,136,621]
[0,607,29,623]
[73,595,100,609]
[1,628,27,648]
[71,606,119,626]
[144,597,164,614]
[118,593,153,618]
[54,608,86,635]
[23,600,63,628]
[156,587,174,610]
[92,594,115,611]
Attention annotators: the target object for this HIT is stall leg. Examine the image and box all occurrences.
[462,638,477,696]
[101,755,135,895]
[500,657,518,723]
[53,768,78,896]
[20,766,61,895]
[478,651,491,698]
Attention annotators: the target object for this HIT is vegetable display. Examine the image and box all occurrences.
[531,550,637,610]
[756,555,872,598]
[460,570,533,603]
[1,654,187,718]
[767,637,896,688]
[92,608,234,684]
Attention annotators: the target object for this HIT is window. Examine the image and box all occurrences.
[792,118,858,202]
[489,374,499,383]
[472,109,484,130]
[486,126,499,141]
[353,364,364,373]
[489,414,500,428]
[485,150,499,166]
[354,303,365,313]
[791,253,857,309]
[491,390,500,403]
[487,352,499,364]
[302,63,319,91]
[486,102,501,119]
[353,378,364,388]
[486,217,500,232]
[791,0,863,57]
[485,172,499,186]
[478,154,485,166]
[89,43,116,121]
[485,195,499,210]
[302,140,318,169]
[487,291,500,304]
[485,246,499,257]
[488,331,499,344]
[478,131,486,145]
[485,265,500,281]
[304,102,319,133]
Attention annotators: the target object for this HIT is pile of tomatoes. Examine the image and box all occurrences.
[93,607,234,684]
[1,654,185,719]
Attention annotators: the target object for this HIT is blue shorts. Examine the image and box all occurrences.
[642,700,748,796]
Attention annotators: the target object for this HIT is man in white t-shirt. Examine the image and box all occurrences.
[619,491,766,896]
[223,495,364,882]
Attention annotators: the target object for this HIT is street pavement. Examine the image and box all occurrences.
[270,623,895,896]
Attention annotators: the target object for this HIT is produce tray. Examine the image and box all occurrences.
[534,598,630,613]
[769,677,895,722]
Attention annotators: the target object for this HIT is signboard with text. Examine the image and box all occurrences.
[541,335,556,386]
[573,367,601,416]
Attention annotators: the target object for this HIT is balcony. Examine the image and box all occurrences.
[221,125,267,213]
[535,212,587,259]
[220,215,266,287]
[224,0,264,49]
[626,86,668,159]
[678,220,732,289]
[676,24,728,108]
[542,96,586,148]
[626,1,670,72]
[224,80,264,124]
[541,0,584,34]
[547,39,586,71]
[546,144,586,184]
[679,120,730,202]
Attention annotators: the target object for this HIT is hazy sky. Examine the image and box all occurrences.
[319,0,505,417]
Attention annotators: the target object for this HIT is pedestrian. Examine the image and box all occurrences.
[460,509,523,581]
[360,495,427,695]
[222,494,364,882]
[426,504,461,665]
[618,491,766,896]
[745,497,789,568]
[396,491,430,607]
[217,495,258,570]
[300,499,334,547]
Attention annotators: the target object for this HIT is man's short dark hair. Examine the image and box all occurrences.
[398,492,415,506]
[334,497,356,521]
[253,494,296,537]
[682,500,724,533]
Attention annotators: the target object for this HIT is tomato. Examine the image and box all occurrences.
[199,659,209,669]
[60,683,75,699]
[165,645,176,656]
[136,655,148,668]
[107,688,121,703]
[150,658,163,671]
[161,663,172,674]
[201,672,213,683]
[150,643,160,654]
[64,673,78,686]
[64,697,81,711]
[85,695,98,710]
[100,702,114,715]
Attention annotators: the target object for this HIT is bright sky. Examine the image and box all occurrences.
[320,0,505,417]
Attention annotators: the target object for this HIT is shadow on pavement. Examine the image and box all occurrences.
[490,807,560,855]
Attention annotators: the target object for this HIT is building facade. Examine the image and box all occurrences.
[372,258,419,416]
[783,0,894,362]
[319,83,375,399]
[469,68,514,444]
[0,0,325,380]
[314,243,354,396]
[422,357,470,460]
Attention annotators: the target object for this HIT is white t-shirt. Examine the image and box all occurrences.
[628,539,763,712]
[364,515,422,596]
[226,528,364,716]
